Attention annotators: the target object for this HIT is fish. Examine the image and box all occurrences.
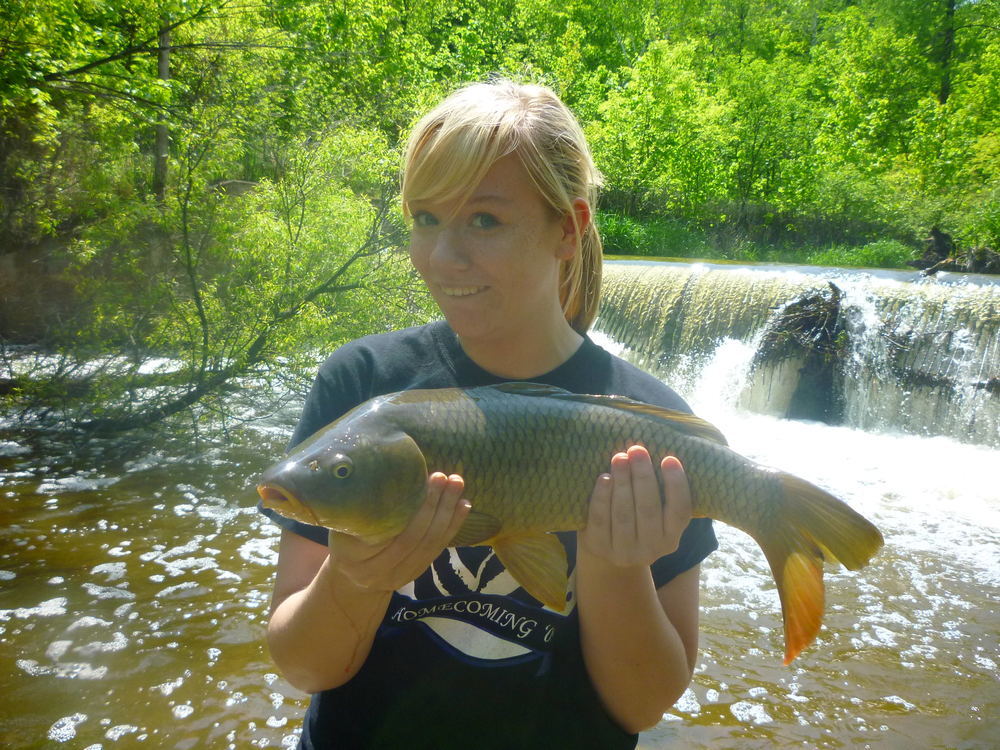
[257,382,883,664]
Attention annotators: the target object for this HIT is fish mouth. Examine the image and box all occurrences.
[257,483,321,526]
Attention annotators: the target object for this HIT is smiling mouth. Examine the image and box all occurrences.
[440,285,488,298]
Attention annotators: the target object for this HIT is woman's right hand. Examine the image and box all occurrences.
[327,472,471,593]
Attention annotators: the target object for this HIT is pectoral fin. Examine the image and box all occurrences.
[493,533,569,612]
[449,510,503,547]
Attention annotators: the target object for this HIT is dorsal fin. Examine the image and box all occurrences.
[484,382,571,397]
[484,382,729,446]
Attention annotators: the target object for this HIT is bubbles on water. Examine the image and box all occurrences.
[730,700,773,725]
[19,659,108,679]
[0,569,15,580]
[973,652,997,671]
[154,675,186,696]
[0,439,32,457]
[46,640,72,660]
[105,724,139,741]
[882,695,916,711]
[672,688,701,716]
[123,451,167,473]
[73,631,128,657]
[239,535,278,566]
[172,704,195,720]
[82,583,135,601]
[0,596,68,621]
[36,472,119,494]
[157,581,207,599]
[48,713,88,742]
[67,616,113,631]
[90,562,127,581]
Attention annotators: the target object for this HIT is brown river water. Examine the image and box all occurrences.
[1,378,997,748]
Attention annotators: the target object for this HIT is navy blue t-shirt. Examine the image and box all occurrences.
[260,321,717,749]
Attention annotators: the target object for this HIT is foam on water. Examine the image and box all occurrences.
[37,472,119,494]
[48,713,88,742]
[1,596,68,621]
[0,440,32,457]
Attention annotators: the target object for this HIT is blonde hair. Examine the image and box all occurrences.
[402,79,604,334]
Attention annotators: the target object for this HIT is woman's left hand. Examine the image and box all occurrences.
[579,445,693,568]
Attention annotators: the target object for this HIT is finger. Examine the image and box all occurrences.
[626,445,662,551]
[583,472,613,553]
[426,474,471,545]
[392,473,468,572]
[609,451,637,552]
[660,455,692,551]
[394,472,451,547]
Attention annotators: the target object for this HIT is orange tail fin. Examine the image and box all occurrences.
[754,473,884,664]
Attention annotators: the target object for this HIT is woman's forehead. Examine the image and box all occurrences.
[407,154,549,216]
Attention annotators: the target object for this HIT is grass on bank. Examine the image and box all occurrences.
[597,211,916,269]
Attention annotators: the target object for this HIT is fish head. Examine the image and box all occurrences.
[257,407,427,544]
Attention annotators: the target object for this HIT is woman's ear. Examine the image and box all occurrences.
[557,198,592,260]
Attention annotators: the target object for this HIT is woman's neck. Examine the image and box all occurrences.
[455,320,584,380]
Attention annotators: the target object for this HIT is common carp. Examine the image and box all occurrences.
[258,382,883,664]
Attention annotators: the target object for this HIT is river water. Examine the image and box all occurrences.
[1,334,998,748]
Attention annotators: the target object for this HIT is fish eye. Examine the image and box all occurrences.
[331,459,353,479]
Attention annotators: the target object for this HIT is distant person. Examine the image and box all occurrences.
[260,78,717,749]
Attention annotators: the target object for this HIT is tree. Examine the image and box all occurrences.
[6,127,431,432]
[1,0,434,431]
[589,41,728,219]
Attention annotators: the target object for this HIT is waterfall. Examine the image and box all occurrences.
[596,261,1000,447]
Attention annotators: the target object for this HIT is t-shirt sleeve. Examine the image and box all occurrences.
[650,517,717,587]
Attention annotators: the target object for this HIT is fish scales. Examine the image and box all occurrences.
[395,387,778,536]
[258,382,884,663]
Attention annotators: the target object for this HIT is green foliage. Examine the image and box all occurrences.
[26,126,431,430]
[2,0,999,430]
[803,239,914,269]
[598,212,708,258]
[590,41,728,218]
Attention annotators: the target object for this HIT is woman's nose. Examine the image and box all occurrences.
[429,226,471,270]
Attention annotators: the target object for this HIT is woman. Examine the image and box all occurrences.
[261,78,717,749]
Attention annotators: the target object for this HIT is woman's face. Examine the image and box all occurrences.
[407,154,576,348]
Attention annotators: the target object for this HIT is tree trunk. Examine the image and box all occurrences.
[938,0,956,105]
[152,24,171,203]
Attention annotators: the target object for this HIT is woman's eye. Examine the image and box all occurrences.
[471,213,499,229]
[412,211,438,228]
